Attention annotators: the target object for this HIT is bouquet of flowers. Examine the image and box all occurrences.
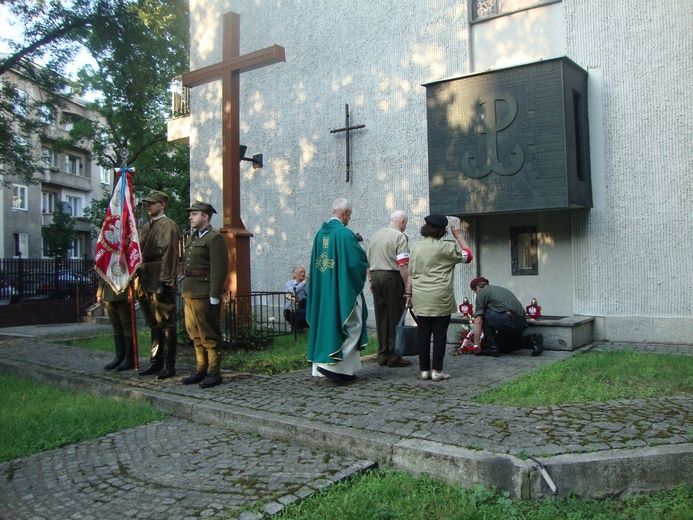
[454,328,483,355]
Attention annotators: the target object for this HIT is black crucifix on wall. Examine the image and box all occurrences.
[330,104,365,182]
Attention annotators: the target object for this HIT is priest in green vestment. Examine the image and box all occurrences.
[307,198,369,383]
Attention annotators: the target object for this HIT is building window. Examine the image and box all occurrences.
[38,104,56,126]
[12,184,28,211]
[14,89,29,116]
[511,226,538,275]
[68,237,83,259]
[42,191,56,214]
[65,195,83,217]
[100,166,110,184]
[64,154,81,175]
[14,233,29,258]
[62,114,79,131]
[43,148,59,170]
[472,0,560,21]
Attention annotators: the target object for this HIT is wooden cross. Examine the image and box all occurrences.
[330,104,365,182]
[182,12,285,297]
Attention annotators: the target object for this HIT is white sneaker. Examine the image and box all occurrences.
[431,371,451,382]
[420,371,431,380]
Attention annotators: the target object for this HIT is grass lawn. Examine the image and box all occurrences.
[0,372,168,462]
[275,470,693,520]
[472,350,693,406]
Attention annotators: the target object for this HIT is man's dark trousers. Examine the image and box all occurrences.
[371,270,405,366]
[483,310,527,353]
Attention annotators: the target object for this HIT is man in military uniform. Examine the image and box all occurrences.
[137,190,182,380]
[181,201,229,389]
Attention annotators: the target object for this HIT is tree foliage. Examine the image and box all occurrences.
[1,0,191,228]
[42,203,76,258]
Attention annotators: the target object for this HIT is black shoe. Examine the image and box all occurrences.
[139,363,163,376]
[115,358,135,371]
[104,355,124,371]
[199,373,222,388]
[317,366,356,385]
[156,366,176,380]
[181,370,207,385]
[479,346,501,357]
[531,334,544,357]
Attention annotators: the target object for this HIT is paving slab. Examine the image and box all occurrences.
[0,324,691,514]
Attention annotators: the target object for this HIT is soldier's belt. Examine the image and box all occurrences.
[184,269,211,277]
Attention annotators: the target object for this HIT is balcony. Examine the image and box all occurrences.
[42,168,92,191]
[167,76,190,145]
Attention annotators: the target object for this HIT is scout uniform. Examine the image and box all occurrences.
[182,201,229,388]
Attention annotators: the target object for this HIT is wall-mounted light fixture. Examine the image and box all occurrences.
[239,145,263,169]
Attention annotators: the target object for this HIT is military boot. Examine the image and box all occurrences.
[116,335,135,371]
[156,329,178,380]
[104,334,125,371]
[182,346,207,385]
[139,329,163,376]
[199,346,222,389]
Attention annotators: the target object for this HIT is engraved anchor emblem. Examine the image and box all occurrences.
[461,92,524,179]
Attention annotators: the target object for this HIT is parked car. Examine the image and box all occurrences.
[36,271,95,300]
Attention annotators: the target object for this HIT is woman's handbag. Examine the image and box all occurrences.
[394,307,419,357]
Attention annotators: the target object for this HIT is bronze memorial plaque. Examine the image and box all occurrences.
[424,57,592,216]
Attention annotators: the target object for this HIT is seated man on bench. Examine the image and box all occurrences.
[284,265,309,333]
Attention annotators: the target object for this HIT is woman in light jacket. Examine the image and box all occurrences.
[406,215,473,381]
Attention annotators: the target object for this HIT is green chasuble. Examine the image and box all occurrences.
[307,218,369,364]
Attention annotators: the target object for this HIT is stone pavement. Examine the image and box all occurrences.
[0,323,691,518]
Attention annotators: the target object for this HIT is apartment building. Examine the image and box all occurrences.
[1,59,109,259]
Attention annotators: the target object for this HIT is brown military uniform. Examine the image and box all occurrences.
[137,215,181,332]
[97,278,134,371]
[97,279,132,337]
[183,225,229,377]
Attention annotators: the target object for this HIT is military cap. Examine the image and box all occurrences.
[187,200,217,216]
[142,190,169,204]
[424,214,448,229]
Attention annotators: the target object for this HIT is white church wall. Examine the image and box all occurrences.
[564,0,692,341]
[188,0,479,311]
[471,2,566,71]
[475,211,574,317]
[187,0,693,342]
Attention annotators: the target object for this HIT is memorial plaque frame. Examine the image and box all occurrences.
[424,57,592,217]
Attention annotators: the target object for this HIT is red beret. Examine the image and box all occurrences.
[470,277,489,290]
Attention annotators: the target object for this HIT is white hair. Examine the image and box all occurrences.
[390,210,407,223]
[331,198,352,215]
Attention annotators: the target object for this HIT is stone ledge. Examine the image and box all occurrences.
[528,444,693,498]
[449,315,594,351]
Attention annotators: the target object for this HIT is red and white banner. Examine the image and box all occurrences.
[94,167,142,293]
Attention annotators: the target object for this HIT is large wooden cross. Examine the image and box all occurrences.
[182,12,285,297]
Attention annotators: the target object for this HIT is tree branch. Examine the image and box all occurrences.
[0,19,92,75]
